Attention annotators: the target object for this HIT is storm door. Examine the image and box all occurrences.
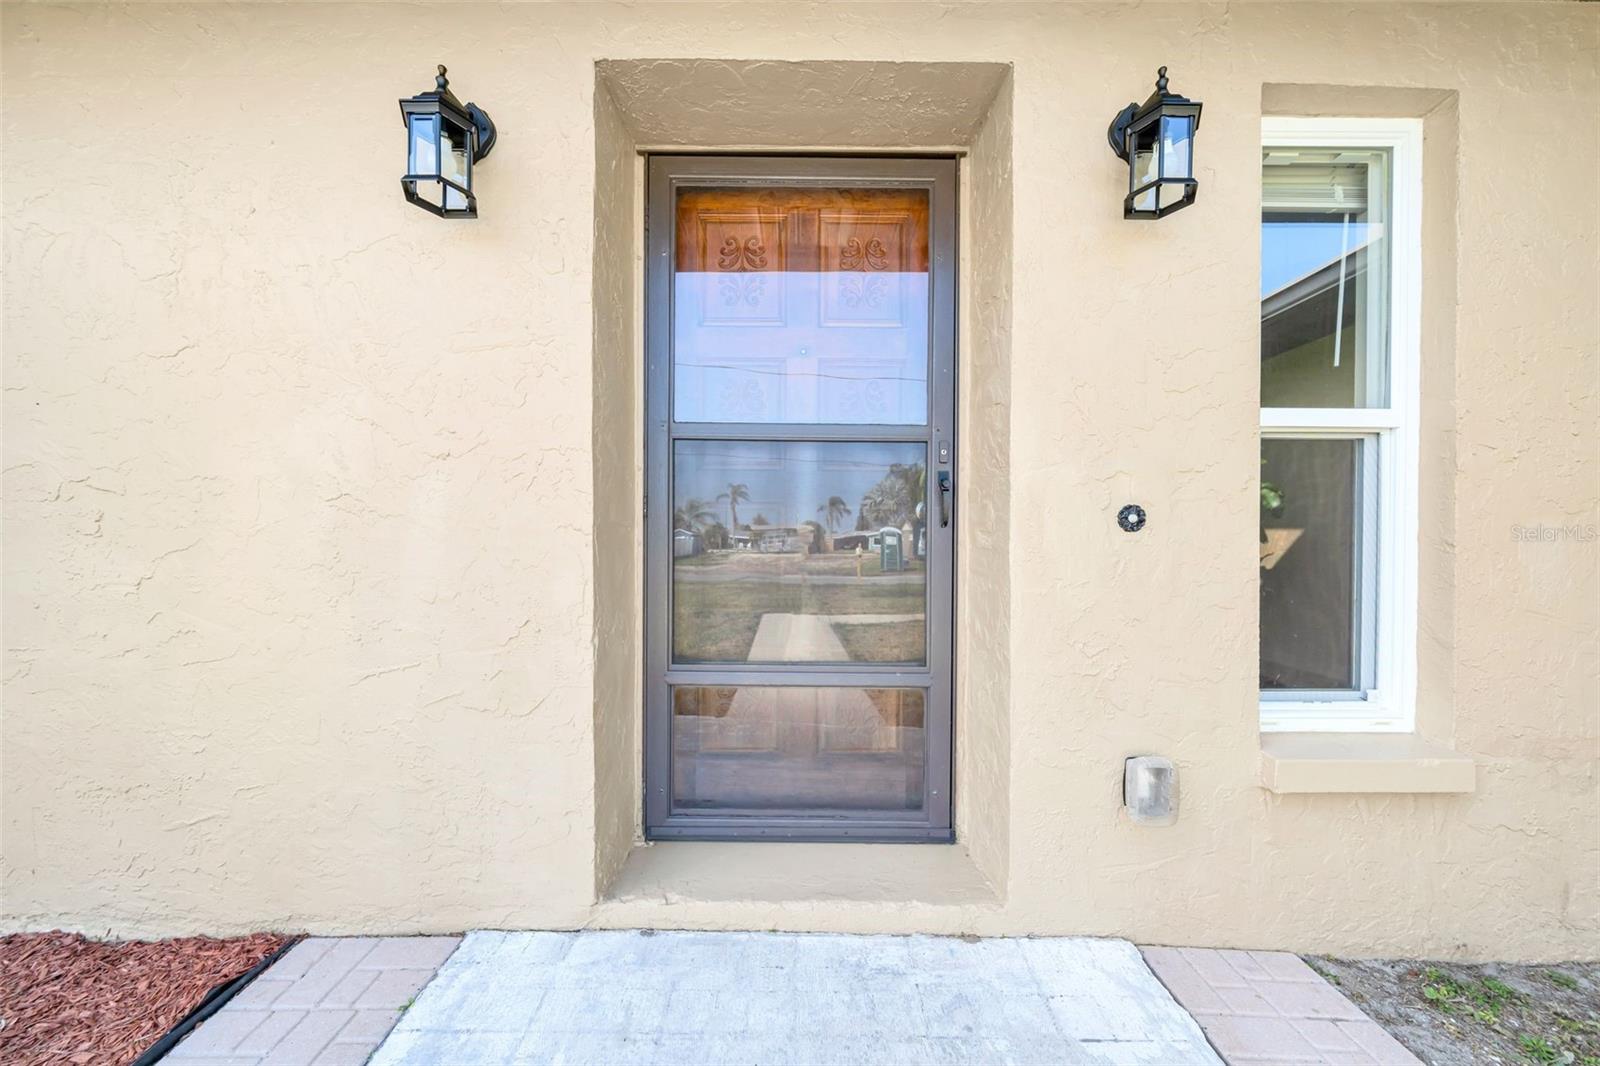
[644,156,957,841]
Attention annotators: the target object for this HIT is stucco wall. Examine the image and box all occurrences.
[3,2,1595,961]
[589,76,640,900]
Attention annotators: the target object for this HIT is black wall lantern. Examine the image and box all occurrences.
[1108,66,1202,220]
[399,65,497,219]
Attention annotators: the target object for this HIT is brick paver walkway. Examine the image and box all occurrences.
[165,936,460,1066]
[1142,946,1422,1065]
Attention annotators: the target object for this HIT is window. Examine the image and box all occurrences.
[1260,118,1421,732]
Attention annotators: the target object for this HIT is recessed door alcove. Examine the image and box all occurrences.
[590,59,1014,922]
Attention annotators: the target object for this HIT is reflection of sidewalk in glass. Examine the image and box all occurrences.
[747,613,849,661]
[746,613,924,660]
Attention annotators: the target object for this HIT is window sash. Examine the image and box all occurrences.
[1262,148,1391,410]
[1258,117,1422,733]
[1260,429,1382,698]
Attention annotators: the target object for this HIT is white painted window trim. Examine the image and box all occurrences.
[1259,117,1422,733]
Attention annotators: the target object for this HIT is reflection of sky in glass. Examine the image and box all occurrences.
[408,115,437,174]
[1262,221,1380,297]
[675,441,923,530]
[1161,117,1191,177]
[674,273,928,425]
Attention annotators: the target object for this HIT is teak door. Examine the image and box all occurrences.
[645,156,956,842]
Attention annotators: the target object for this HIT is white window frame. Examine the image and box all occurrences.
[1259,117,1422,733]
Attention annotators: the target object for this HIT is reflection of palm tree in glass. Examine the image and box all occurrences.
[674,496,718,532]
[858,463,926,529]
[817,495,853,532]
[718,482,751,530]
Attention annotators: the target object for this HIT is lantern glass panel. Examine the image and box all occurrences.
[1131,126,1159,214]
[408,114,440,178]
[442,122,472,213]
[1159,115,1193,181]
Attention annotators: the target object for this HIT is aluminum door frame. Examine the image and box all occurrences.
[644,155,958,842]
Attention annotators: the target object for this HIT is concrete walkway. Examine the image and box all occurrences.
[370,930,1219,1065]
[165,931,1422,1066]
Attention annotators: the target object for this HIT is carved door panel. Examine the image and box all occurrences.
[672,187,932,425]
[646,158,955,841]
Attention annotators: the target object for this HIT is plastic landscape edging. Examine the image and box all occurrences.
[130,936,302,1066]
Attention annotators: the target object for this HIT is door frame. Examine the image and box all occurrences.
[643,154,958,842]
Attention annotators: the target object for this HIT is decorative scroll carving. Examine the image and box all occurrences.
[839,237,889,272]
[838,379,889,422]
[717,236,768,271]
[719,377,767,421]
[837,274,888,310]
[718,274,767,308]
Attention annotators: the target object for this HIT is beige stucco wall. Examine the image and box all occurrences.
[3,2,1595,961]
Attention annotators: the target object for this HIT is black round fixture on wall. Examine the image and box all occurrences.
[1118,504,1147,533]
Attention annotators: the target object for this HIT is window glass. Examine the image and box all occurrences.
[672,440,927,665]
[1259,437,1378,692]
[672,686,925,812]
[672,187,930,425]
[1261,148,1391,408]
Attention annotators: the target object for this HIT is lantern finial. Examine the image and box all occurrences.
[1156,66,1169,93]
[435,65,450,92]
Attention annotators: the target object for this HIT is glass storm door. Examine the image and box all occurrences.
[645,157,956,841]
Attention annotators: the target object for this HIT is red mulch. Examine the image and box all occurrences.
[0,931,288,1066]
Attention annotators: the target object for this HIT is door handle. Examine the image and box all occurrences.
[937,470,952,528]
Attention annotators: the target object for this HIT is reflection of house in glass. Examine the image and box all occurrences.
[1260,231,1381,407]
[728,524,812,553]
[1260,150,1388,409]
[672,528,705,558]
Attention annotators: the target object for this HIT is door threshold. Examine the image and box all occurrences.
[598,840,999,911]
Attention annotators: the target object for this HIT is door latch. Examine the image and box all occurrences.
[937,470,952,528]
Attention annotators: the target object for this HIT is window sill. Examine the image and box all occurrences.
[1259,732,1476,794]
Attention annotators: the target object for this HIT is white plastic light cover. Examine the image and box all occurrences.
[1124,755,1178,826]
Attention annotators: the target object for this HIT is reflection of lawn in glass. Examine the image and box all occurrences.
[673,551,925,662]
[832,621,924,664]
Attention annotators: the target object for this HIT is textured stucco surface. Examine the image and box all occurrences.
[589,74,640,902]
[3,2,1596,961]
[955,73,1014,895]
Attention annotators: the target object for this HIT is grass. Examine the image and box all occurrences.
[673,555,926,662]
[1520,1035,1559,1064]
[1415,966,1600,1065]
[1419,967,1528,1027]
[832,620,925,663]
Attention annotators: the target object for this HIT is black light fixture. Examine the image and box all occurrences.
[1107,66,1201,220]
[399,65,497,219]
